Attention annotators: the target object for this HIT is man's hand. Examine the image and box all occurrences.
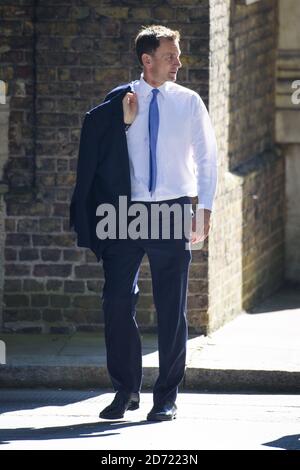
[122,92,138,124]
[190,208,211,244]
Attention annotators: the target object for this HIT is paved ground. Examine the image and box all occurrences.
[0,285,299,450]
[0,389,299,450]
[0,285,300,391]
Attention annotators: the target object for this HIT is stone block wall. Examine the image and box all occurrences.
[276,0,300,282]
[284,145,300,281]
[1,0,211,333]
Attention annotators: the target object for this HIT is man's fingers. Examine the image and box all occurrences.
[126,94,137,109]
[190,231,207,244]
[123,92,135,103]
[126,92,136,101]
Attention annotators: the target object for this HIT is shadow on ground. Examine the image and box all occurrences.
[0,419,156,446]
[263,434,300,450]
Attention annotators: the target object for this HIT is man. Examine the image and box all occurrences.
[71,25,217,421]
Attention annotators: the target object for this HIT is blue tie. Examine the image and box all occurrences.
[148,88,160,194]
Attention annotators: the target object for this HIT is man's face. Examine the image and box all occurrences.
[143,38,182,84]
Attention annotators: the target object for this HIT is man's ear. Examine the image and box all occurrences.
[142,53,151,66]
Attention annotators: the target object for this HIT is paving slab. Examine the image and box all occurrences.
[0,285,299,391]
[0,389,299,450]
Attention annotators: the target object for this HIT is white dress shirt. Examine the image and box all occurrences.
[126,73,218,210]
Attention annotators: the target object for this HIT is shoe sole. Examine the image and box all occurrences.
[99,412,125,420]
[127,402,139,411]
[147,413,177,422]
[99,402,140,420]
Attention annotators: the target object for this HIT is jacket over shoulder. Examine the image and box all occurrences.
[69,82,135,261]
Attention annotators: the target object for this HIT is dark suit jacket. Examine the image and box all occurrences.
[69,82,135,261]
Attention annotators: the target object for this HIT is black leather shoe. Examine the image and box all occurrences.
[99,391,140,419]
[147,402,177,421]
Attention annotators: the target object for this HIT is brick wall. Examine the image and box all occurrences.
[1,0,37,331]
[208,0,284,333]
[208,0,237,332]
[1,0,286,335]
[0,1,35,188]
[231,0,284,310]
[1,0,211,333]
[229,1,276,170]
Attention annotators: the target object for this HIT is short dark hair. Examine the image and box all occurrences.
[135,24,180,67]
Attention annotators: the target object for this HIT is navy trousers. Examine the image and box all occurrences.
[101,196,192,406]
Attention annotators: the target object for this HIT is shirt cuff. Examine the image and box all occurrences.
[198,194,214,211]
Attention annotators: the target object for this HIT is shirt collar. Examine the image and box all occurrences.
[137,72,168,99]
